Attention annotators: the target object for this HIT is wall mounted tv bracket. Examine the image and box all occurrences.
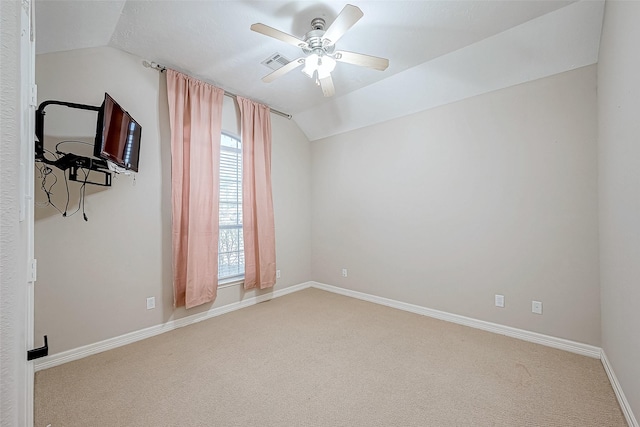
[35,100,112,187]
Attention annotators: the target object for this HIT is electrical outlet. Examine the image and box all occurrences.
[146,297,156,310]
[276,270,281,279]
[342,268,348,277]
[495,294,505,308]
[532,300,543,314]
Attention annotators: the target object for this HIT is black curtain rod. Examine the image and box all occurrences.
[143,60,292,120]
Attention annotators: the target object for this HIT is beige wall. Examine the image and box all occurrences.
[311,65,600,345]
[35,47,311,354]
[598,0,640,417]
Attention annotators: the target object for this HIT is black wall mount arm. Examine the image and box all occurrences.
[35,99,101,160]
[35,100,111,186]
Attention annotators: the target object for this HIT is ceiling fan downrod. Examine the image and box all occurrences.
[310,18,325,31]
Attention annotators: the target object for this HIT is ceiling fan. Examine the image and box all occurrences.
[251,4,389,97]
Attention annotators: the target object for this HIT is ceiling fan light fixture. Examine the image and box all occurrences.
[317,56,337,79]
[302,53,320,78]
[303,54,337,80]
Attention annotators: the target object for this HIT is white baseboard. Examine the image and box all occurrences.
[37,279,635,424]
[34,281,313,371]
[317,280,636,423]
[39,280,602,372]
[310,282,602,359]
[601,349,639,427]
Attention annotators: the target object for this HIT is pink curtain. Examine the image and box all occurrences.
[166,69,224,308]
[237,97,276,290]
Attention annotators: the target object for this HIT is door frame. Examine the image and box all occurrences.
[19,0,36,425]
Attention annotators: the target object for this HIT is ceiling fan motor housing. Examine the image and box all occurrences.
[303,20,335,57]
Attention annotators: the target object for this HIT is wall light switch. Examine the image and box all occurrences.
[495,294,505,308]
[146,297,156,310]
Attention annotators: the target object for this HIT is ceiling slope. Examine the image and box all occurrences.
[34,1,602,141]
[296,0,604,141]
[35,1,126,54]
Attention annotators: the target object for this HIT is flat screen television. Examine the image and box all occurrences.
[94,93,142,172]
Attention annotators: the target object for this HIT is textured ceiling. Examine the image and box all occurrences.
[35,1,603,140]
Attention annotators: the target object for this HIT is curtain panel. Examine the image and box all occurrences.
[237,97,276,290]
[166,69,224,309]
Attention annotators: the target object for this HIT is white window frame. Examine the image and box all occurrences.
[218,131,244,287]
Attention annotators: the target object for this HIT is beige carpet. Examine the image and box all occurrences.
[35,288,626,426]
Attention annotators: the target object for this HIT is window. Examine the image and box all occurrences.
[218,133,244,282]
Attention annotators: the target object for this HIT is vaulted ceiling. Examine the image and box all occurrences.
[35,1,604,140]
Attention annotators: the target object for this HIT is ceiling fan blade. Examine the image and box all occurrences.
[319,75,335,97]
[323,4,364,46]
[262,58,305,83]
[334,50,389,71]
[251,23,308,49]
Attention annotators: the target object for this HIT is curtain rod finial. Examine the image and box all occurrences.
[142,60,166,72]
